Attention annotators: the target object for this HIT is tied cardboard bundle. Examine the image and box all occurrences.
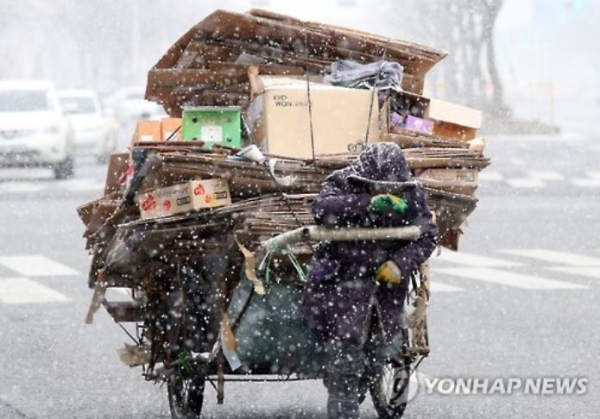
[138,179,231,220]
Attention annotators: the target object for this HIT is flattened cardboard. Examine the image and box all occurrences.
[104,152,130,196]
[416,168,479,195]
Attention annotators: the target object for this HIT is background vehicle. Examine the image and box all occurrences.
[58,89,118,162]
[102,86,165,126]
[0,80,75,179]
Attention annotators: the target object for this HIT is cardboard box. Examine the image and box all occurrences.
[383,92,481,141]
[104,152,131,196]
[161,118,182,141]
[182,107,242,147]
[246,77,379,159]
[426,99,481,141]
[137,179,232,220]
[133,120,161,143]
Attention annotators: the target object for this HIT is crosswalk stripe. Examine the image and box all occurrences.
[436,268,587,290]
[0,255,79,277]
[0,183,43,194]
[501,249,600,266]
[62,178,105,192]
[430,282,464,293]
[0,277,70,304]
[435,251,521,267]
[528,171,564,181]
[549,266,600,279]
[506,178,546,188]
[571,178,600,188]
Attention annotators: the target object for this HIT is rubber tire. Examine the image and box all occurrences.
[53,157,74,180]
[167,369,205,419]
[369,359,410,419]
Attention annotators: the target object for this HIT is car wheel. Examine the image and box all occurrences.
[53,157,74,180]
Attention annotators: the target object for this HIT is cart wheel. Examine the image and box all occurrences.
[167,369,205,419]
[370,358,410,419]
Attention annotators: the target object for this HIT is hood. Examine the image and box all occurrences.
[0,111,63,130]
[349,142,412,182]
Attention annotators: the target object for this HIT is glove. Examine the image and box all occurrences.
[375,260,403,284]
[369,194,409,214]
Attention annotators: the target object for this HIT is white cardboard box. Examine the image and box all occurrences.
[138,179,231,220]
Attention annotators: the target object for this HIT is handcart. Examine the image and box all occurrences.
[94,221,432,419]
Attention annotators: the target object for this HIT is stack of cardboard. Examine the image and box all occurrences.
[145,9,446,115]
[77,9,489,334]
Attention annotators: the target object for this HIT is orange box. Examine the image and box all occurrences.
[161,118,182,141]
[134,120,161,142]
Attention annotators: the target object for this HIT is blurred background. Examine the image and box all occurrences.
[1,0,598,135]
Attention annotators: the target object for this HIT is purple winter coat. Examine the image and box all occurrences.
[303,143,438,344]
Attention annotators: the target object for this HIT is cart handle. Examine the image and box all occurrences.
[261,225,421,252]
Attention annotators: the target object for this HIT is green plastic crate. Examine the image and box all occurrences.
[182,106,242,148]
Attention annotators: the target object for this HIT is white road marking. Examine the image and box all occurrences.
[430,282,464,293]
[587,171,600,178]
[478,171,504,182]
[0,277,70,304]
[501,249,600,266]
[549,266,600,279]
[528,171,565,181]
[435,251,521,267]
[571,178,600,188]
[0,177,103,194]
[105,288,134,300]
[437,268,587,290]
[0,255,79,277]
[506,178,546,188]
[0,183,43,194]
[489,134,584,142]
[62,178,104,192]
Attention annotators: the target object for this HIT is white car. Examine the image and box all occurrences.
[102,86,165,126]
[0,81,75,179]
[58,89,118,162]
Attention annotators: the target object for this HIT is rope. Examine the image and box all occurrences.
[305,31,316,164]
[364,37,391,146]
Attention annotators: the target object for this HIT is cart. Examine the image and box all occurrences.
[92,221,432,419]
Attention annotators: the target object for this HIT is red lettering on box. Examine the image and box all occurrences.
[141,194,157,212]
[193,184,205,196]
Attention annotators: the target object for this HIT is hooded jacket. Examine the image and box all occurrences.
[309,142,438,284]
[303,143,438,343]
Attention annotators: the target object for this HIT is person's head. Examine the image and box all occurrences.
[350,142,411,182]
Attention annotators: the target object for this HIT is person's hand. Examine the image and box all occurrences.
[375,260,403,284]
[369,194,409,214]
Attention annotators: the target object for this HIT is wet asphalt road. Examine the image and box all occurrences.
[0,133,599,419]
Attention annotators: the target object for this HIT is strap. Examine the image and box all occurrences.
[234,238,266,295]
